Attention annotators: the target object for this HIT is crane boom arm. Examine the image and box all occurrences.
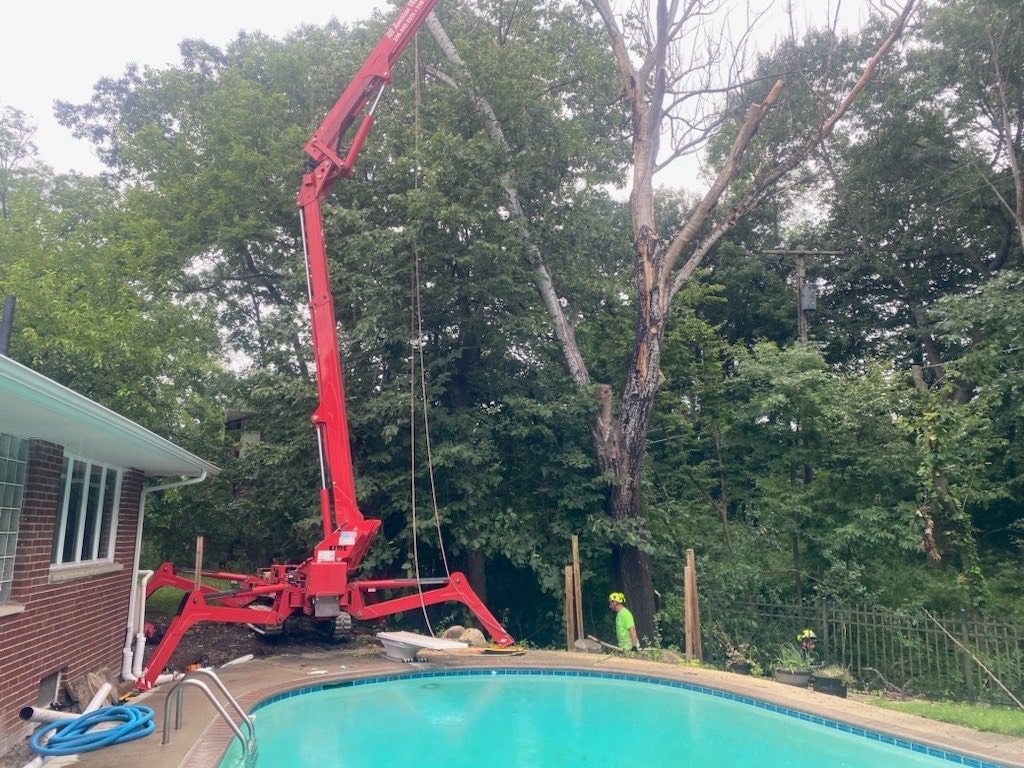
[301,0,439,201]
[298,0,438,538]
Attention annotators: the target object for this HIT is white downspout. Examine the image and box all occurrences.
[129,569,153,679]
[122,471,208,682]
[121,569,152,680]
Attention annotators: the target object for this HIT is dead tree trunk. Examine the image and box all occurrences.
[428,1,917,641]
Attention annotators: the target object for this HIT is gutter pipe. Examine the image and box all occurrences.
[121,471,208,682]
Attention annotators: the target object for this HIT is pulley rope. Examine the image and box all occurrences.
[409,32,452,637]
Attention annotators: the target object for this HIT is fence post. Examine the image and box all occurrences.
[820,597,830,665]
[704,589,714,664]
[564,566,575,651]
[571,535,584,641]
[959,609,975,702]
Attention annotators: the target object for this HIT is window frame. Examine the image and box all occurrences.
[0,432,29,604]
[51,453,122,569]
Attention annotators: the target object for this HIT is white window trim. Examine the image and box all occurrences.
[52,454,123,568]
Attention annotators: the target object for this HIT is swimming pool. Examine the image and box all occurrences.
[218,669,1008,768]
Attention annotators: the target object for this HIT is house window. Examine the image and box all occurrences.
[0,433,28,604]
[51,455,121,566]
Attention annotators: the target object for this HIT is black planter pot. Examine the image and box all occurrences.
[728,661,753,675]
[774,669,811,688]
[811,676,848,698]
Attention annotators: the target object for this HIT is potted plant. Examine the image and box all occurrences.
[714,629,760,675]
[726,641,760,675]
[772,643,812,687]
[811,665,853,698]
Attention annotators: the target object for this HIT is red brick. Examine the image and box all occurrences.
[0,439,146,748]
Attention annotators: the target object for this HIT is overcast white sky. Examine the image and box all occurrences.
[3,1,876,176]
[3,1,390,173]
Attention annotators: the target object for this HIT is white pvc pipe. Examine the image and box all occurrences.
[123,568,154,675]
[19,708,71,725]
[82,683,113,713]
[135,569,154,634]
[131,632,147,679]
[20,683,113,723]
[21,683,112,768]
[220,654,254,667]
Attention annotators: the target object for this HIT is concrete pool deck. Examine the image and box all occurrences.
[31,640,1024,768]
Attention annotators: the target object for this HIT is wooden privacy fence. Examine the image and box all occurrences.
[703,595,1024,706]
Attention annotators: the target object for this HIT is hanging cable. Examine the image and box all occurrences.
[408,31,454,637]
[410,33,452,580]
[408,31,435,638]
[413,267,452,580]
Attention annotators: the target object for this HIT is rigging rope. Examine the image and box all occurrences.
[409,32,453,637]
[409,31,430,638]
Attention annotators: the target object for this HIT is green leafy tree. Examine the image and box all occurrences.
[0,105,37,220]
[924,0,1024,250]
[430,0,918,639]
[922,271,1024,613]
[0,164,224,449]
[54,8,622,640]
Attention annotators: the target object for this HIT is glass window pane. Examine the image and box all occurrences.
[98,469,118,559]
[52,456,122,566]
[61,460,87,563]
[0,433,26,603]
[82,465,103,560]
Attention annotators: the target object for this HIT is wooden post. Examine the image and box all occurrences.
[564,566,576,651]
[571,535,584,641]
[684,549,703,661]
[688,549,703,659]
[193,536,204,592]
[684,563,694,659]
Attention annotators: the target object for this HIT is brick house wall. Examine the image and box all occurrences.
[0,439,144,754]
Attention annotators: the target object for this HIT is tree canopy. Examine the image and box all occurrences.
[2,0,1021,648]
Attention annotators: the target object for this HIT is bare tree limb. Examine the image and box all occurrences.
[667,0,919,302]
[662,79,784,283]
[922,609,1024,712]
[987,21,1024,246]
[424,13,592,390]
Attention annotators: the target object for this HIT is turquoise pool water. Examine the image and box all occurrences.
[219,670,1006,768]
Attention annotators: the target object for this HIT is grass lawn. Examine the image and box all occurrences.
[145,576,238,620]
[868,698,1024,738]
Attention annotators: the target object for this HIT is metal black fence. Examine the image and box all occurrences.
[702,595,1024,706]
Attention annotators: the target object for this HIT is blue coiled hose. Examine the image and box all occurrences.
[29,705,155,756]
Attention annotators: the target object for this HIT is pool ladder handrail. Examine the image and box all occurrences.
[162,667,256,763]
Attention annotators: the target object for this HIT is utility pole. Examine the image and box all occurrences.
[0,296,14,356]
[762,248,841,602]
[763,249,843,345]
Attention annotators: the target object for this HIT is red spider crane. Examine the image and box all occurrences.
[137,0,513,690]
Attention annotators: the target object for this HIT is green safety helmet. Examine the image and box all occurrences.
[608,592,626,604]
[798,629,817,641]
